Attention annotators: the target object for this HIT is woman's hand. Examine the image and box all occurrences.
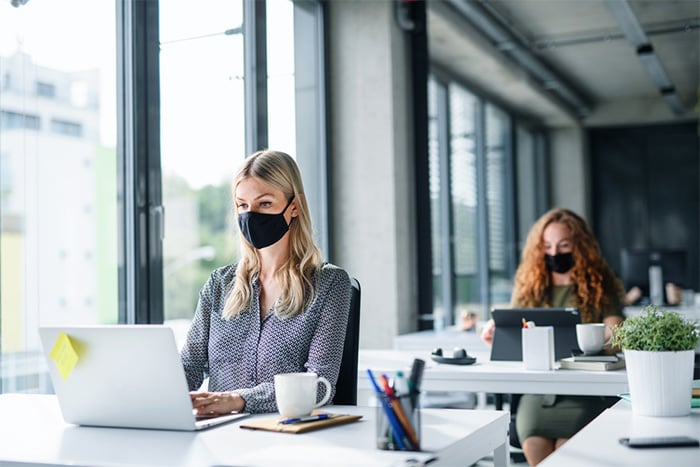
[481,318,496,346]
[190,391,245,416]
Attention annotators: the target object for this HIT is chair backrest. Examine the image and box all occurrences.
[333,277,361,405]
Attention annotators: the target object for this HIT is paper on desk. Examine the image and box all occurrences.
[49,332,80,381]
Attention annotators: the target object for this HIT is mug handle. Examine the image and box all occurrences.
[312,376,332,409]
[604,325,614,346]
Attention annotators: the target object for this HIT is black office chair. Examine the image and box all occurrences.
[494,393,523,447]
[333,277,361,405]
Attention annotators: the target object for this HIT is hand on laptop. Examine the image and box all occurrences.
[190,391,245,416]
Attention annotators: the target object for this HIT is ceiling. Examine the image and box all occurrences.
[428,0,699,127]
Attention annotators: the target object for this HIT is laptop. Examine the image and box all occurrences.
[39,325,249,431]
[490,308,582,361]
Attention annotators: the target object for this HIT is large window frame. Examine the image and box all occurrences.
[425,70,547,327]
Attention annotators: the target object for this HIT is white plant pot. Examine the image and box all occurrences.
[624,349,694,417]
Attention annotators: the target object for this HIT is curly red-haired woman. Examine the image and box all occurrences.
[481,208,624,466]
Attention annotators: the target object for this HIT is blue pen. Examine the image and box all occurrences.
[279,413,330,424]
[367,369,407,450]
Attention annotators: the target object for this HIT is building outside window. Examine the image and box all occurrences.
[0,0,118,393]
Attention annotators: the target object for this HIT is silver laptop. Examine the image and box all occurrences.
[39,325,249,431]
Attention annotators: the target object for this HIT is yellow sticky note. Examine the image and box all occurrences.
[49,332,80,381]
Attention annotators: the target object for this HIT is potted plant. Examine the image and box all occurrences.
[612,305,700,416]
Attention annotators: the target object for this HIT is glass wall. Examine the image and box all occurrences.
[449,85,480,319]
[427,74,545,326]
[0,0,118,392]
[484,104,514,306]
[1,0,327,392]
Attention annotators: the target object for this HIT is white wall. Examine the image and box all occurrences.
[326,1,418,349]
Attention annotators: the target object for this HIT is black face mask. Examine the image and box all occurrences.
[544,252,574,274]
[237,197,294,249]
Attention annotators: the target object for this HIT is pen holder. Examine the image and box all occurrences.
[375,392,421,451]
[522,326,555,370]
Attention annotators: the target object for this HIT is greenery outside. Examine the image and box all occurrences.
[612,305,700,352]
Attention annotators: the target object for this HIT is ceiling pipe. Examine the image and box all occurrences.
[605,0,684,115]
[446,0,592,118]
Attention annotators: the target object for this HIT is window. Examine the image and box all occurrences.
[484,104,515,306]
[1,0,328,392]
[36,81,55,98]
[428,77,446,327]
[159,0,245,332]
[427,75,522,325]
[0,0,118,393]
[449,85,480,316]
[1,110,41,130]
[50,119,83,137]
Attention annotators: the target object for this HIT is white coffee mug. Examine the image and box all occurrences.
[274,372,331,418]
[576,323,613,354]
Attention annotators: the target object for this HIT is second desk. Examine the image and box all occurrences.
[358,349,629,405]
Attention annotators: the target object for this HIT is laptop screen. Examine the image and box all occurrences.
[490,307,581,361]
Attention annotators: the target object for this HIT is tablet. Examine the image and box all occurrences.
[490,307,581,361]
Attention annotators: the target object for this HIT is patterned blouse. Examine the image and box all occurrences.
[180,262,352,414]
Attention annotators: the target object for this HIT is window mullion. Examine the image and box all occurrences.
[244,0,268,154]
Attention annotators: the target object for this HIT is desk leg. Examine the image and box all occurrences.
[477,392,487,409]
[493,439,510,467]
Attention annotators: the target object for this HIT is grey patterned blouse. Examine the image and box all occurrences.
[180,262,352,414]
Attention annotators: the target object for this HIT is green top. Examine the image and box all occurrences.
[546,284,623,323]
[548,284,576,308]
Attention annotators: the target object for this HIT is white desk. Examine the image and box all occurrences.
[0,394,510,467]
[359,349,629,401]
[394,326,491,353]
[539,400,700,466]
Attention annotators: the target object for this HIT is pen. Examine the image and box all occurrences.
[278,413,330,424]
[381,373,419,449]
[408,358,425,394]
[394,370,409,396]
[367,369,407,450]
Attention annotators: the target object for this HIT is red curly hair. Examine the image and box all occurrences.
[511,208,624,323]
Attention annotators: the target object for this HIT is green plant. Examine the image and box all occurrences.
[612,305,700,351]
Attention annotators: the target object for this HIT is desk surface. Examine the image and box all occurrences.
[359,349,629,397]
[0,394,510,467]
[539,400,700,466]
[394,325,491,353]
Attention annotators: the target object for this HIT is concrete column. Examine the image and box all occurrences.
[549,125,591,220]
[326,1,418,348]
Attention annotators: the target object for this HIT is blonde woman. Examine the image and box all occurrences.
[181,150,352,415]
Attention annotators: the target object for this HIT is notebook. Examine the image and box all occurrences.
[38,325,249,431]
[240,410,363,434]
[490,308,581,361]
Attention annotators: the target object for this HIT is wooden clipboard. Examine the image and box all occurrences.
[240,411,362,434]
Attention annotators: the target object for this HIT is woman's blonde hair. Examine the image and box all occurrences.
[222,150,323,319]
[511,208,624,322]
